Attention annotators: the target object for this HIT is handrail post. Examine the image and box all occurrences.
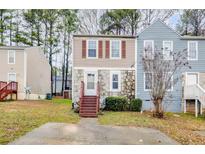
[80,81,84,112]
[96,81,100,113]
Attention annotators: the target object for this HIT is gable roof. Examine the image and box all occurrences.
[137,19,182,38]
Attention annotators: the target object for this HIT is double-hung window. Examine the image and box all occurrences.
[144,72,173,91]
[163,41,173,60]
[110,71,121,91]
[144,40,154,59]
[111,40,121,59]
[87,40,97,58]
[144,72,152,91]
[8,73,16,82]
[188,41,198,60]
[8,50,16,64]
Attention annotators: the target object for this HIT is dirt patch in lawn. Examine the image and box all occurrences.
[0,100,79,144]
[98,112,205,144]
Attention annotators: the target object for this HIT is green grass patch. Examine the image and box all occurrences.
[51,98,72,104]
[0,99,79,144]
[99,111,205,144]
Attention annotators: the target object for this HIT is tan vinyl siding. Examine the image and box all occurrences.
[0,49,25,93]
[73,37,135,68]
[26,47,51,95]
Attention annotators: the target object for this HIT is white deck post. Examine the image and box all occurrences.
[195,99,198,117]
[200,103,203,115]
[184,100,186,113]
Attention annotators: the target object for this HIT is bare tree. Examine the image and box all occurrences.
[77,9,105,34]
[141,47,190,118]
[189,10,205,36]
[139,10,177,30]
[178,9,205,36]
[177,10,192,35]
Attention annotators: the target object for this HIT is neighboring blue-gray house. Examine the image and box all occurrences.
[136,19,205,115]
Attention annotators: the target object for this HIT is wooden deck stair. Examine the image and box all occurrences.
[79,81,100,117]
[0,81,18,101]
[80,96,98,117]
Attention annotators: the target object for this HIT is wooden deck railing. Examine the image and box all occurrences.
[0,82,18,100]
[0,81,7,90]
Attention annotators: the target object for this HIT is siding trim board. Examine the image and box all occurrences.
[24,50,27,91]
[73,67,135,70]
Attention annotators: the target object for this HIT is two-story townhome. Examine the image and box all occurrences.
[136,19,205,116]
[72,35,136,117]
[0,46,51,100]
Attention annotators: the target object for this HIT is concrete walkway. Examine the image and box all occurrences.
[10,118,178,145]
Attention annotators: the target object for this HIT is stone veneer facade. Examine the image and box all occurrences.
[73,69,135,108]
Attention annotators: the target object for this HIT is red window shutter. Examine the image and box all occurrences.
[98,40,103,58]
[105,40,110,58]
[82,40,86,58]
[121,40,126,58]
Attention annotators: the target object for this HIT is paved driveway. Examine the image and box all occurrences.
[10,118,178,145]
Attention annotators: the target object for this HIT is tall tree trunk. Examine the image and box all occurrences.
[153,98,164,118]
[0,10,4,45]
[31,24,34,46]
[61,32,66,94]
[54,66,57,95]
[37,24,40,46]
[49,23,53,95]
[15,10,19,46]
[9,12,12,46]
[44,23,48,54]
[65,35,70,89]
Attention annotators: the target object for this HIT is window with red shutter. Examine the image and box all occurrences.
[82,40,86,58]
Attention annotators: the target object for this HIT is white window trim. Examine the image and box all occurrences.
[144,72,173,91]
[185,72,199,85]
[87,40,98,59]
[188,41,198,61]
[8,50,16,64]
[163,40,173,60]
[144,72,152,91]
[110,71,121,92]
[8,73,16,82]
[110,40,121,59]
[143,40,154,59]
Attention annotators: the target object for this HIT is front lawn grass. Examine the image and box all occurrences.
[0,99,79,144]
[99,111,205,144]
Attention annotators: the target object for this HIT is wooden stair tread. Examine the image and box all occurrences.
[79,95,98,117]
